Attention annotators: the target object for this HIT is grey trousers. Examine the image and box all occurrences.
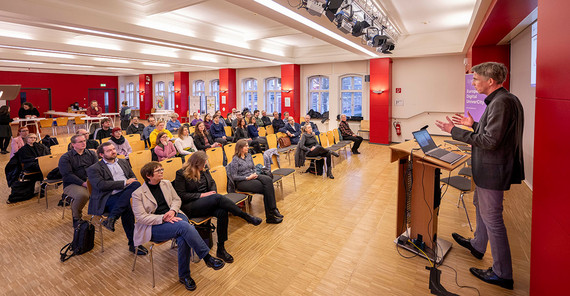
[63,184,90,220]
[470,186,513,279]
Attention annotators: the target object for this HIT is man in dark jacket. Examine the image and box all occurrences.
[126,116,145,138]
[210,115,233,145]
[260,110,272,127]
[301,114,320,136]
[59,134,98,227]
[94,118,113,142]
[271,111,284,132]
[283,116,302,145]
[435,62,524,290]
[86,142,146,255]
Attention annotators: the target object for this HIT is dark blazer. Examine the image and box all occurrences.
[451,87,524,190]
[174,169,217,212]
[234,127,250,140]
[126,123,145,135]
[86,159,136,215]
[272,117,284,132]
[18,107,40,119]
[192,132,216,150]
[284,122,302,145]
[18,142,50,172]
[301,121,320,135]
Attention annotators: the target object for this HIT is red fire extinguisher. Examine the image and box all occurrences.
[393,121,401,136]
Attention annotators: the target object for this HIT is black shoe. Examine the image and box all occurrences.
[245,214,262,226]
[102,216,117,232]
[216,248,234,264]
[266,216,283,224]
[0,150,7,154]
[452,233,484,259]
[204,256,225,270]
[469,267,513,290]
[129,245,149,256]
[352,150,361,154]
[331,151,340,157]
[179,277,197,291]
[272,208,284,218]
[58,194,71,207]
[327,171,335,179]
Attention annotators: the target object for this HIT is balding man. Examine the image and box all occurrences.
[339,114,363,154]
[284,116,302,145]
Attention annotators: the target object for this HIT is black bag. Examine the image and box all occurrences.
[194,221,215,249]
[60,220,95,262]
[255,164,274,179]
[8,180,36,203]
[41,135,59,148]
[46,167,62,180]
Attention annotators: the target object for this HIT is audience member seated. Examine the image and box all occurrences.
[339,114,363,154]
[174,126,197,156]
[149,120,173,149]
[167,113,181,133]
[271,111,284,132]
[9,126,28,158]
[225,109,236,126]
[228,139,283,224]
[59,134,98,227]
[109,127,132,158]
[94,118,113,142]
[126,116,145,137]
[253,110,263,127]
[18,102,40,119]
[203,113,213,131]
[132,161,225,291]
[18,133,50,181]
[282,116,302,145]
[174,151,262,263]
[119,101,131,130]
[85,100,103,133]
[210,115,233,145]
[0,105,12,154]
[231,112,243,130]
[154,131,177,161]
[247,117,268,148]
[260,110,271,127]
[143,117,157,147]
[234,118,262,154]
[214,110,227,127]
[74,129,100,150]
[192,121,221,151]
[190,112,202,126]
[86,142,146,255]
[301,114,320,135]
[244,111,252,125]
[295,125,339,179]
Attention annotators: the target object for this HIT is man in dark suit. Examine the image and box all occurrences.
[436,62,524,290]
[301,114,320,135]
[283,116,302,145]
[86,141,147,255]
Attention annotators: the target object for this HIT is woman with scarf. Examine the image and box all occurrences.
[154,131,177,161]
[108,127,132,158]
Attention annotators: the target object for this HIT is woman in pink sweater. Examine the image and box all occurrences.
[154,131,177,161]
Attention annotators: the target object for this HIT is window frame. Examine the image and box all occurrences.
[126,82,137,108]
[242,78,258,112]
[264,77,281,114]
[167,81,175,111]
[210,79,220,112]
[193,80,206,114]
[307,75,330,114]
[156,81,166,109]
[339,75,363,117]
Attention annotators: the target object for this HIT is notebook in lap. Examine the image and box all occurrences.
[412,129,466,164]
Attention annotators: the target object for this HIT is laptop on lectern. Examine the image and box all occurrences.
[412,129,466,165]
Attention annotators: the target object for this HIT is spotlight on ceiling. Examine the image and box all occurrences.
[333,5,355,34]
[325,0,346,21]
[302,0,327,16]
[351,20,370,37]
[365,26,389,48]
[378,41,395,54]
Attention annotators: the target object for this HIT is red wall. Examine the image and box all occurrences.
[530,0,570,294]
[280,64,301,121]
[0,71,118,117]
[138,74,153,119]
[174,72,189,122]
[219,69,236,116]
[471,45,510,90]
[369,58,392,144]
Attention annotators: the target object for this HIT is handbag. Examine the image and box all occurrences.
[60,220,95,262]
[278,136,291,148]
[255,164,274,179]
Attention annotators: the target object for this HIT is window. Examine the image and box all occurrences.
[243,78,258,111]
[340,75,363,117]
[210,79,220,112]
[265,77,281,114]
[126,82,137,108]
[308,75,329,113]
[193,80,206,114]
[167,81,175,110]
[156,81,165,109]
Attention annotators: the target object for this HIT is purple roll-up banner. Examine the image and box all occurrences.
[464,74,487,122]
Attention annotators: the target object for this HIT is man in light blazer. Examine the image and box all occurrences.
[436,62,524,290]
[132,161,224,291]
[86,142,145,255]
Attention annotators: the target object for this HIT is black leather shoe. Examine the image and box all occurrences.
[205,256,225,270]
[272,208,284,218]
[266,216,283,224]
[327,172,335,179]
[102,216,117,232]
[129,245,148,256]
[352,150,361,154]
[245,214,262,226]
[331,151,340,157]
[216,248,234,264]
[179,277,197,291]
[470,267,513,290]
[452,233,483,259]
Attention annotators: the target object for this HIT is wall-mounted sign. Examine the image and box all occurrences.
[100,83,106,87]
[284,97,291,107]
[221,95,226,104]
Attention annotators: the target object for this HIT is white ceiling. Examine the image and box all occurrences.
[0,0,489,76]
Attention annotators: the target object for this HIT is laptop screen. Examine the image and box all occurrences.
[412,129,438,153]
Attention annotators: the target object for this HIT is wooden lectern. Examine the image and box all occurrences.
[389,137,470,263]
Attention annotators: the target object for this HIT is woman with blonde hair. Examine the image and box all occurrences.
[227,139,283,223]
[149,120,173,149]
[174,151,262,263]
[174,125,197,156]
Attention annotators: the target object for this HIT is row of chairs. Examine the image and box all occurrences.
[38,117,88,136]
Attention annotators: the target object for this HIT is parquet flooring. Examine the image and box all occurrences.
[0,136,532,295]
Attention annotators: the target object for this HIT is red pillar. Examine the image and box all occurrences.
[280,64,301,121]
[219,69,236,116]
[472,45,510,90]
[369,58,392,144]
[530,0,570,294]
[138,74,153,119]
[174,72,189,122]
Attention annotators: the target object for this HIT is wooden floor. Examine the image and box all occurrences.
[0,136,532,295]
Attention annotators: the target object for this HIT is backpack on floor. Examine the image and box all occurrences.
[60,220,95,262]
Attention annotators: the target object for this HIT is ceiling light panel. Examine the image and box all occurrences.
[142,62,170,67]
[0,29,33,40]
[140,48,179,58]
[60,64,94,68]
[94,57,130,64]
[67,35,122,51]
[26,51,75,59]
[0,60,44,64]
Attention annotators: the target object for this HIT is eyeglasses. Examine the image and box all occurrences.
[161,135,169,138]
[75,140,86,143]
[154,168,164,173]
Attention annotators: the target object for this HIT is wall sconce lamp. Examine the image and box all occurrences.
[174,90,181,94]
[372,90,384,94]
[139,90,145,94]
[282,89,292,93]
[220,89,228,94]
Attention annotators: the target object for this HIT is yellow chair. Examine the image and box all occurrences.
[258,127,266,137]
[270,154,296,192]
[358,120,370,137]
[129,150,153,181]
[265,125,274,135]
[37,153,63,208]
[55,117,70,134]
[101,137,111,143]
[205,147,224,168]
[40,118,56,135]
[50,144,69,155]
[251,153,284,196]
[319,133,329,148]
[210,166,248,205]
[159,158,183,181]
[189,126,195,134]
[74,116,86,132]
[224,126,233,137]
[224,143,236,157]
[125,134,139,140]
[130,140,146,152]
[121,130,127,136]
[332,128,352,155]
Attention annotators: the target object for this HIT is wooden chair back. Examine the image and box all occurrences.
[251,153,264,167]
[206,147,224,168]
[101,137,111,143]
[74,117,85,125]
[360,120,370,131]
[333,129,341,143]
[265,125,274,135]
[37,154,62,179]
[327,131,335,146]
[266,134,278,149]
[125,134,139,140]
[210,166,228,195]
[224,143,236,156]
[130,140,145,152]
[189,126,195,134]
[55,117,68,127]
[224,126,232,137]
[258,127,266,137]
[276,132,287,139]
[159,158,182,181]
[129,150,152,169]
[39,119,53,128]
[319,133,329,148]
[50,144,68,155]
